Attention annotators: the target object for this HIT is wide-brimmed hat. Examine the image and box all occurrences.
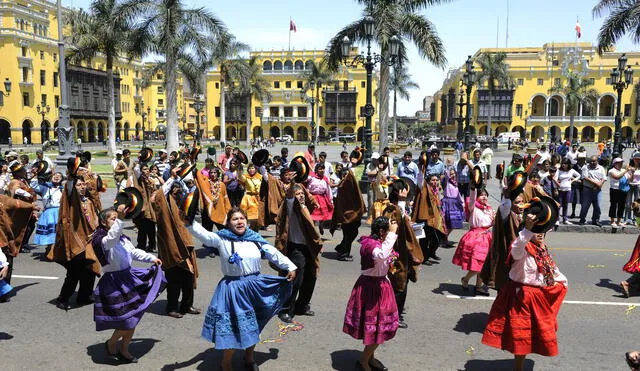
[113,187,144,219]
[290,155,311,183]
[138,147,153,163]
[507,170,528,200]
[32,160,49,177]
[236,150,249,165]
[470,165,483,189]
[67,157,81,177]
[398,176,417,202]
[183,190,200,225]
[176,162,197,180]
[523,196,559,233]
[251,149,270,167]
[79,150,91,164]
[350,147,365,166]
[9,160,24,175]
[96,175,107,192]
[418,151,428,168]
[190,145,201,163]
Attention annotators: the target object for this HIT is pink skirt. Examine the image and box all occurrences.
[311,193,333,221]
[452,227,492,272]
[343,275,399,345]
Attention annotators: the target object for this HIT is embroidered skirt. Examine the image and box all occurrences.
[452,227,492,272]
[34,206,59,245]
[311,193,334,221]
[482,280,567,356]
[202,273,292,349]
[441,196,464,230]
[93,265,166,331]
[343,275,399,345]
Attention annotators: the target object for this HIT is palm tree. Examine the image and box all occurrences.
[593,0,640,54]
[136,0,226,152]
[475,52,512,137]
[299,60,334,141]
[390,65,419,143]
[549,71,599,143]
[325,0,449,151]
[66,0,146,155]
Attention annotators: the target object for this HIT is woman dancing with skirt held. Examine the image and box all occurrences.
[343,216,399,371]
[187,207,296,371]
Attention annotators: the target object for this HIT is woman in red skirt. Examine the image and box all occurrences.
[307,163,334,234]
[482,211,568,371]
[343,217,399,371]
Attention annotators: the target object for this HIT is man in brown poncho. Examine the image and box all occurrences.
[47,177,100,310]
[331,169,365,262]
[151,172,200,318]
[412,173,447,265]
[76,152,103,211]
[128,163,157,252]
[7,160,38,252]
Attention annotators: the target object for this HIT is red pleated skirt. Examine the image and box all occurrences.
[452,227,492,272]
[482,280,567,356]
[623,235,640,273]
[311,193,334,221]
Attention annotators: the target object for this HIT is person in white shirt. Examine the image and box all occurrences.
[555,159,581,224]
[579,156,607,226]
[480,145,494,179]
[565,144,579,165]
[317,151,334,176]
[536,144,551,164]
[0,245,12,302]
[187,207,296,371]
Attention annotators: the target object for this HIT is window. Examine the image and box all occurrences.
[361,81,365,88]
[285,81,291,89]
[283,107,293,117]
[215,107,220,117]
[298,106,307,117]
[157,86,164,94]
[41,94,47,106]
[157,73,163,79]
[588,78,595,85]
[40,51,44,60]
[552,59,559,67]
[23,92,30,106]
[270,107,279,117]
[517,78,524,86]
[53,72,58,87]
[21,46,27,57]
[55,95,59,108]
[22,67,29,82]
[516,104,523,117]
[554,78,561,87]
[255,107,262,117]
[606,77,612,85]
[53,53,57,62]
[274,81,280,89]
[297,81,303,89]
[215,82,219,89]
[343,81,349,90]
[40,70,46,85]
[157,99,164,106]
[537,78,544,86]
[0,95,3,106]
[625,104,632,117]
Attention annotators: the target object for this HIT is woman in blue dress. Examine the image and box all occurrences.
[32,172,64,248]
[187,207,297,371]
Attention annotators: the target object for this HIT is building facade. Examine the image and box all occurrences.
[434,42,640,143]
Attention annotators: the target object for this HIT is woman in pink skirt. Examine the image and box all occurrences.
[307,163,334,234]
[452,187,495,295]
[343,216,399,371]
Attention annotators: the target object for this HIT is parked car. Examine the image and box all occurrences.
[277,135,293,143]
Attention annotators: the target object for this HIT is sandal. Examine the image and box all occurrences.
[626,351,640,370]
[461,277,469,291]
[621,281,631,298]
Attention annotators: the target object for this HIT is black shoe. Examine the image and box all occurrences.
[592,221,603,227]
[244,361,259,371]
[295,308,315,316]
[77,298,95,306]
[369,358,388,371]
[397,320,408,329]
[104,341,118,359]
[569,214,576,219]
[431,255,442,261]
[116,352,138,364]
[278,312,293,323]
[182,307,202,315]
[337,254,353,262]
[475,285,490,296]
[167,311,183,318]
[56,300,71,311]
[422,260,432,266]
[577,221,585,225]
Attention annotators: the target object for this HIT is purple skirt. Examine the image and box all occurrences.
[343,275,398,345]
[93,265,166,331]
[442,196,464,229]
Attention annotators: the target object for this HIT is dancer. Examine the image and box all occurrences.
[482,203,567,371]
[307,163,333,234]
[412,174,447,265]
[196,166,231,233]
[332,167,366,262]
[343,216,399,371]
[32,171,64,249]
[239,163,263,231]
[128,158,157,252]
[93,206,165,363]
[441,168,465,233]
[187,207,296,371]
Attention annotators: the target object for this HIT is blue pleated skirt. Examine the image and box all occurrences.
[0,279,13,297]
[93,265,166,331]
[202,273,292,349]
[34,206,59,245]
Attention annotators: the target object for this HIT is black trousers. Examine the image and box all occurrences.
[133,217,156,252]
[458,183,470,198]
[395,277,409,319]
[165,266,195,314]
[227,188,244,207]
[282,242,317,317]
[420,226,442,260]
[58,254,96,303]
[336,221,361,256]
[22,217,36,249]
[3,251,13,285]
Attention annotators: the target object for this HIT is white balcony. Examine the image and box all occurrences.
[528,115,615,124]
[19,80,34,88]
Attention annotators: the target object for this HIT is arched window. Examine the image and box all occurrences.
[305,60,314,70]
[284,60,293,70]
[294,60,304,70]
[263,60,272,71]
[273,60,283,70]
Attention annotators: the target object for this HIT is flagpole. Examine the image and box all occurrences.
[288,17,292,51]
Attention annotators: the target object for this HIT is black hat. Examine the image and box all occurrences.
[96,175,107,192]
[32,160,49,176]
[398,176,416,202]
[523,196,559,233]
[79,151,91,164]
[9,160,24,175]
[470,165,483,190]
[236,150,249,165]
[67,157,81,177]
[183,190,200,225]
[350,147,365,166]
[418,151,428,168]
[176,162,197,180]
[251,149,270,167]
[507,170,528,200]
[113,187,144,219]
[190,145,201,163]
[290,155,310,183]
[139,147,153,163]
[378,154,389,171]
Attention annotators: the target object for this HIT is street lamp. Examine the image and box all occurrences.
[1,78,11,96]
[37,103,50,142]
[462,55,476,150]
[194,95,205,145]
[341,15,400,192]
[456,80,465,141]
[610,53,633,155]
[256,106,264,139]
[300,79,317,144]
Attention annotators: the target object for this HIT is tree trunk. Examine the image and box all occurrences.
[392,89,397,143]
[220,77,226,145]
[106,56,116,155]
[246,95,251,146]
[487,90,492,137]
[378,61,390,152]
[165,51,179,152]
[569,115,574,144]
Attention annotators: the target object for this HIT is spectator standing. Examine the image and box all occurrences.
[455,152,471,199]
[625,153,640,224]
[570,153,587,218]
[608,157,631,228]
[579,156,607,226]
[556,159,581,224]
[217,145,233,171]
[481,145,494,179]
[426,149,445,179]
[397,151,419,186]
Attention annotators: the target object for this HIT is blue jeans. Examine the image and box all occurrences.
[579,186,601,223]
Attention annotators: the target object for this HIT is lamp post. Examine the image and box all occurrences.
[256,107,264,139]
[524,109,529,141]
[341,16,400,192]
[455,81,465,141]
[0,78,11,97]
[194,95,205,145]
[300,79,317,144]
[461,55,476,151]
[610,53,634,156]
[135,99,148,147]
[37,103,50,142]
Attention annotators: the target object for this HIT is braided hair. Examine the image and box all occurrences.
[371,216,390,240]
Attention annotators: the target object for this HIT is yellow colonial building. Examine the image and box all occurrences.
[205,49,377,143]
[434,42,640,143]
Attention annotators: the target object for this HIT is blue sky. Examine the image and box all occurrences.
[67,0,639,116]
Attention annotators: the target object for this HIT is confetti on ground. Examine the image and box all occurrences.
[465,346,475,355]
[260,321,305,344]
[613,253,626,257]
[586,264,606,268]
[626,305,637,316]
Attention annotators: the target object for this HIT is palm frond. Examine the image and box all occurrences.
[400,13,447,67]
[594,0,640,54]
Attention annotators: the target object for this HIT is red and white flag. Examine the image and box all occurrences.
[290,18,297,33]
[575,21,581,39]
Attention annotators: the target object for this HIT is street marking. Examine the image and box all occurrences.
[445,294,640,306]
[12,274,59,280]
[551,247,628,252]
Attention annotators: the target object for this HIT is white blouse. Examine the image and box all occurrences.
[101,219,157,273]
[508,229,568,287]
[188,222,297,277]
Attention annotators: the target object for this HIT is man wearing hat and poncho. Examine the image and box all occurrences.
[332,166,366,262]
[127,148,157,252]
[75,151,103,211]
[48,160,100,310]
[7,160,38,252]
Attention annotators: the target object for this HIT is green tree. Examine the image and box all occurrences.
[299,60,334,141]
[137,0,226,152]
[475,52,512,136]
[390,65,419,142]
[66,0,146,155]
[549,71,599,143]
[593,0,640,54]
[325,0,449,151]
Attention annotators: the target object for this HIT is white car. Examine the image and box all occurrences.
[277,135,293,143]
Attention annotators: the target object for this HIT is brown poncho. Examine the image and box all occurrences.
[77,167,103,211]
[196,170,231,225]
[331,171,365,226]
[383,204,424,292]
[47,182,101,276]
[129,173,157,222]
[411,182,447,235]
[0,195,36,257]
